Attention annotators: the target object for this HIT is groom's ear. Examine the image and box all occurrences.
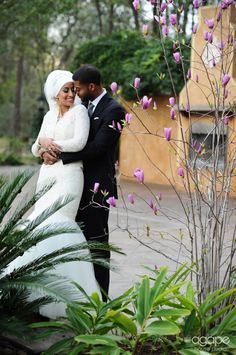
[88,83,96,91]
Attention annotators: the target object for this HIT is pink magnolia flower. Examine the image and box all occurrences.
[173,52,182,63]
[192,23,198,34]
[224,88,228,98]
[193,0,200,9]
[125,113,132,124]
[217,40,225,49]
[141,95,152,109]
[169,97,175,106]
[117,122,122,131]
[93,182,100,193]
[205,18,214,29]
[234,41,236,50]
[221,0,231,9]
[160,3,168,12]
[187,68,191,79]
[143,24,149,36]
[164,127,172,141]
[193,140,202,154]
[228,34,233,43]
[162,25,169,37]
[195,74,199,83]
[148,198,154,209]
[106,196,117,207]
[128,193,135,204]
[217,11,222,21]
[134,77,141,89]
[132,0,140,11]
[110,82,118,94]
[222,74,231,86]
[203,31,209,40]
[223,115,229,125]
[152,206,158,215]
[112,120,116,129]
[177,167,185,177]
[153,100,157,110]
[212,57,216,67]
[133,168,144,183]
[207,32,213,43]
[170,14,177,26]
[160,16,166,25]
[157,192,163,200]
[185,102,190,112]
[170,108,175,119]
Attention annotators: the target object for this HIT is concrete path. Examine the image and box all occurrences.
[0,165,189,299]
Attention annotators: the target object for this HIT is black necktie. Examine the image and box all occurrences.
[88,102,94,118]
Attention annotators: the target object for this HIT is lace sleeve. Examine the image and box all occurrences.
[54,105,90,152]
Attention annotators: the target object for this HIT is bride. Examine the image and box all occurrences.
[16,70,100,318]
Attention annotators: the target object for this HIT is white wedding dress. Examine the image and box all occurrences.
[14,104,100,318]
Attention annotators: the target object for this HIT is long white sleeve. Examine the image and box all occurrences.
[31,113,49,157]
[54,105,90,152]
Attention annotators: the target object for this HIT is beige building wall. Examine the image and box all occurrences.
[120,96,179,186]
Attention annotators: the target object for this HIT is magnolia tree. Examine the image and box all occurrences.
[104,0,236,307]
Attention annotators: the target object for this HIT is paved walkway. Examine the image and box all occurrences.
[0,165,188,299]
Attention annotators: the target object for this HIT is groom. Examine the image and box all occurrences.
[43,64,125,301]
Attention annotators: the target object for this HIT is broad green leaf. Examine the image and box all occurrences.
[75,334,123,347]
[210,307,236,336]
[136,276,151,326]
[179,350,211,355]
[202,288,236,314]
[186,282,195,303]
[43,338,74,355]
[183,309,199,337]
[199,288,224,314]
[177,295,198,311]
[154,308,191,317]
[144,320,180,336]
[155,282,187,304]
[206,304,233,325]
[107,310,137,335]
[149,266,168,305]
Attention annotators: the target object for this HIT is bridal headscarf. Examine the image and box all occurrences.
[44,70,74,111]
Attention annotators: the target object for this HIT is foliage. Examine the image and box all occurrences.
[33,264,236,354]
[0,171,120,338]
[72,30,190,100]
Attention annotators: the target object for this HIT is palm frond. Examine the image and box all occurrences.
[0,170,34,224]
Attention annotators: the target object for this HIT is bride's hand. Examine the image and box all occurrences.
[39,137,61,154]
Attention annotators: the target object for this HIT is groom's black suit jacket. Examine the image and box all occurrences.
[61,93,125,207]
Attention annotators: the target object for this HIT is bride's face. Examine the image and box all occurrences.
[57,82,76,109]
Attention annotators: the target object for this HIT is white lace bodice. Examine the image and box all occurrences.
[32,104,90,156]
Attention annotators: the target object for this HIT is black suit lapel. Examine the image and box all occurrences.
[90,93,111,119]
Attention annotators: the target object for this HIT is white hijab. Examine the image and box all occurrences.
[44,69,74,111]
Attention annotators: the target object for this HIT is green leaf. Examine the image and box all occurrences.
[154,308,191,318]
[200,288,236,315]
[183,309,199,337]
[107,310,137,335]
[179,350,211,355]
[206,304,234,325]
[43,337,74,355]
[144,320,180,336]
[211,307,236,336]
[136,276,151,326]
[74,334,123,347]
[186,282,195,303]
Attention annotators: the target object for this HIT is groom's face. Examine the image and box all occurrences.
[74,80,95,101]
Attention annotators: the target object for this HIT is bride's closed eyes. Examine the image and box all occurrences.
[62,87,76,94]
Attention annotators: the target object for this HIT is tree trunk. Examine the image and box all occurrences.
[108,2,114,33]
[129,0,139,31]
[14,55,24,136]
[94,0,103,34]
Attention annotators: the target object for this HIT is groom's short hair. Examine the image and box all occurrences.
[73,64,101,85]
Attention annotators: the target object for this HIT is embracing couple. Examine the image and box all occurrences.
[20,65,125,318]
